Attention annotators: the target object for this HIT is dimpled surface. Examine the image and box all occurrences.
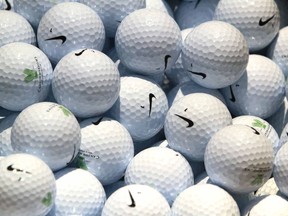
[205,125,274,193]
[37,2,105,65]
[268,26,288,76]
[115,9,182,75]
[242,195,288,216]
[52,49,120,118]
[221,55,286,119]
[0,113,18,156]
[11,102,81,171]
[109,76,168,141]
[13,0,78,31]
[175,0,219,29]
[279,123,288,148]
[80,0,145,38]
[102,184,171,216]
[171,184,240,216]
[0,42,53,111]
[214,0,280,51]
[232,115,280,155]
[273,143,288,197]
[48,168,105,216]
[0,153,56,216]
[125,147,194,205]
[165,93,232,161]
[167,80,226,107]
[182,21,249,89]
[255,178,283,197]
[77,117,134,186]
[0,10,35,47]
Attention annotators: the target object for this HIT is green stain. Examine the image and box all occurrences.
[42,192,52,207]
[59,106,71,117]
[77,156,88,170]
[252,119,266,129]
[251,174,264,186]
[23,68,38,83]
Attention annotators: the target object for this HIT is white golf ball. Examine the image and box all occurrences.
[102,184,171,216]
[11,102,81,171]
[171,184,240,216]
[146,0,174,18]
[125,147,194,205]
[48,168,106,216]
[221,54,286,119]
[109,76,168,141]
[37,2,105,65]
[182,20,249,89]
[205,124,274,193]
[52,49,120,118]
[165,93,232,161]
[77,117,134,186]
[214,0,280,51]
[0,153,56,216]
[0,10,35,47]
[115,8,182,75]
[255,178,283,197]
[0,42,53,111]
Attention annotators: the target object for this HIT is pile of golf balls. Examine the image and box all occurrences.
[1,0,288,215]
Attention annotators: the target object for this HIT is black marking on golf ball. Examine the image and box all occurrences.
[187,64,206,79]
[4,0,11,10]
[92,117,103,126]
[184,108,188,112]
[259,14,275,26]
[45,36,67,44]
[7,164,32,174]
[250,127,260,135]
[229,85,236,102]
[164,55,171,71]
[149,93,156,117]
[128,190,136,208]
[174,114,194,128]
[75,49,87,56]
[194,0,201,8]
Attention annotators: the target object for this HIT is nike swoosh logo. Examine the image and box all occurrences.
[92,117,103,126]
[250,127,260,135]
[4,0,11,10]
[229,85,236,102]
[149,93,156,117]
[75,49,87,56]
[128,190,136,208]
[7,164,32,174]
[259,14,275,26]
[175,114,194,128]
[187,63,206,79]
[164,55,171,71]
[45,36,67,44]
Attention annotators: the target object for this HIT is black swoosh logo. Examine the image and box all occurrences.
[187,64,206,79]
[45,36,67,44]
[4,0,11,10]
[128,190,136,208]
[164,55,171,71]
[259,14,275,26]
[75,49,87,56]
[175,114,194,128]
[7,164,32,174]
[229,85,236,102]
[92,117,103,126]
[194,0,201,8]
[250,127,260,135]
[149,93,156,117]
